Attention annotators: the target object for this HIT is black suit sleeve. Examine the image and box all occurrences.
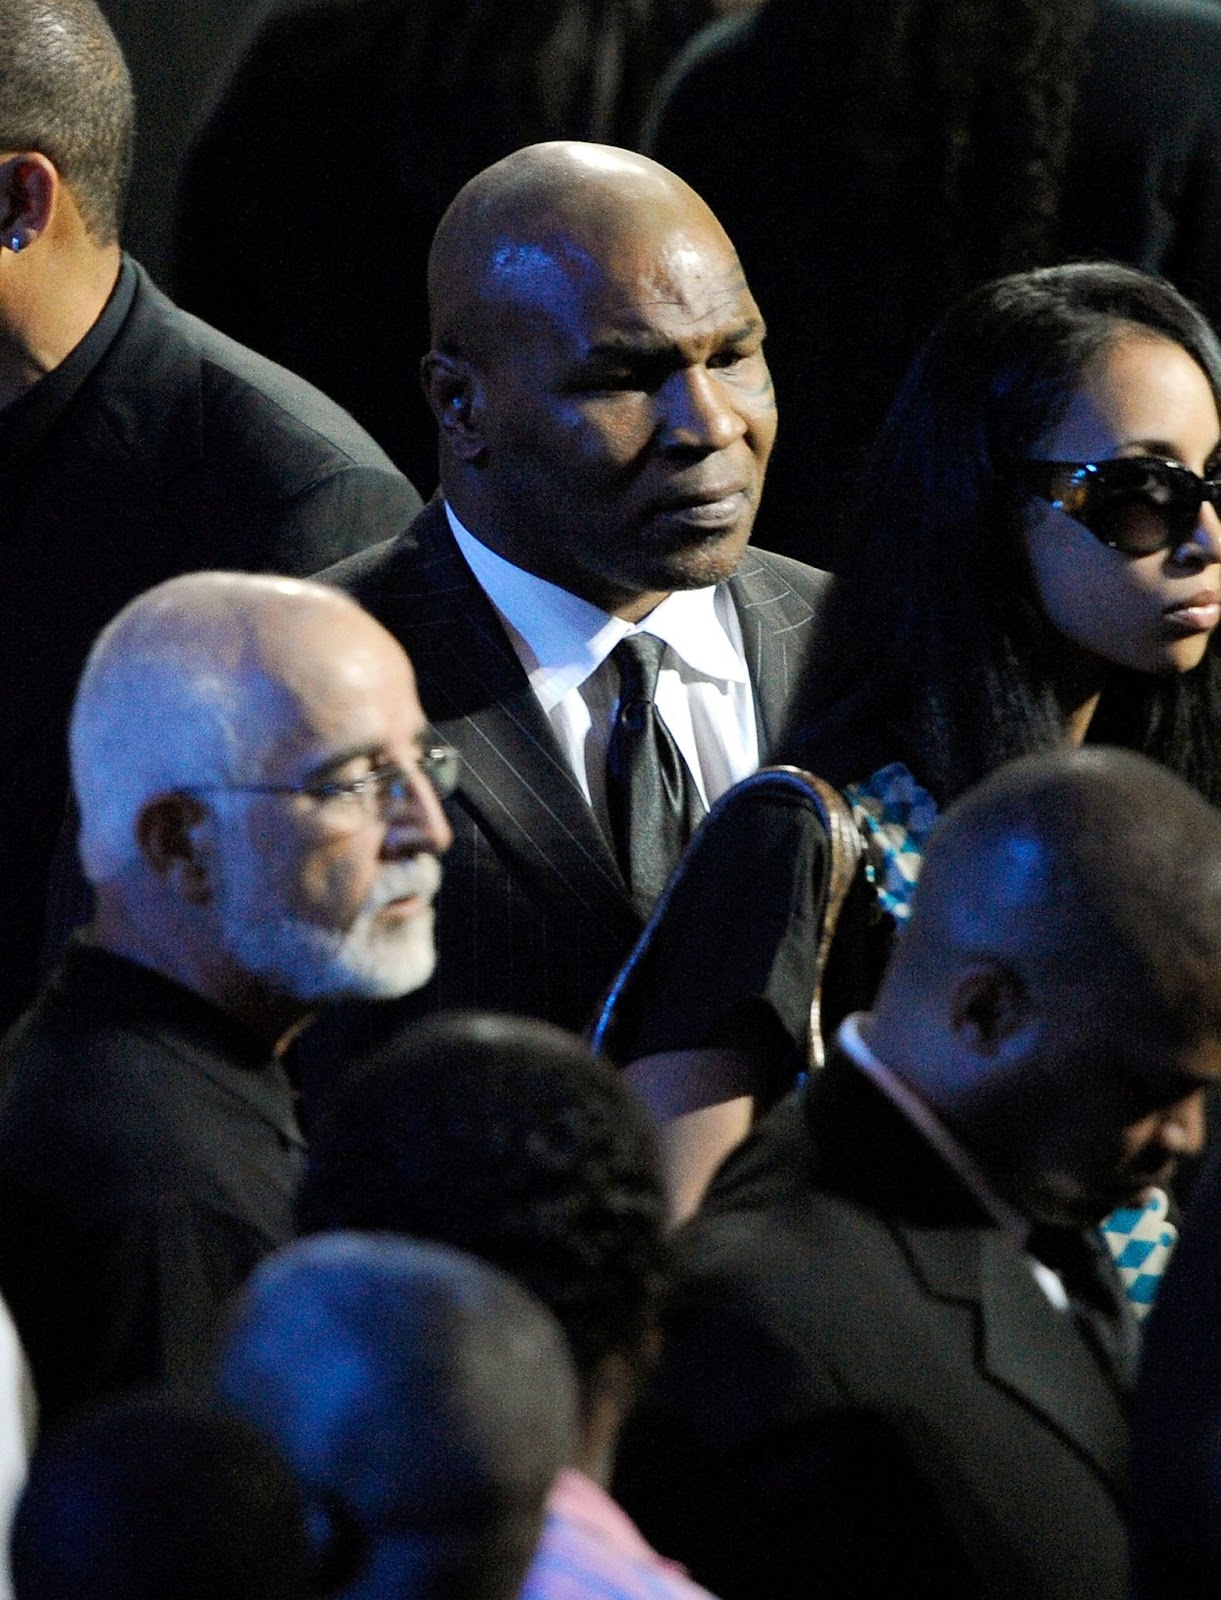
[266,466,423,576]
[616,1290,983,1600]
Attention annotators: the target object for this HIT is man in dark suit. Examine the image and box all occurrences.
[322,141,828,1064]
[0,0,423,1032]
[614,748,1221,1600]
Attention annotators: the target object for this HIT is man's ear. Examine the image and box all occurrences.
[134,793,215,905]
[421,350,486,462]
[0,153,58,252]
[948,961,1030,1056]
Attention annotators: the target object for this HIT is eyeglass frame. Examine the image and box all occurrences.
[1019,455,1221,556]
[187,745,461,820]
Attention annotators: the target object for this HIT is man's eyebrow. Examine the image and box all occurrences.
[580,317,768,362]
[300,743,390,784]
[721,316,767,345]
[581,334,672,361]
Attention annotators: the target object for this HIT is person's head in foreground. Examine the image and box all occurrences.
[424,140,776,622]
[801,262,1221,804]
[866,745,1221,1227]
[9,1390,311,1600]
[216,1232,577,1600]
[296,1012,669,1487]
[69,571,453,1049]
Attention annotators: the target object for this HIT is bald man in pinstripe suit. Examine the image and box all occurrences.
[319,142,829,1054]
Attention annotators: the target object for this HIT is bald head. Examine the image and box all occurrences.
[429,142,732,358]
[869,748,1221,1225]
[71,571,413,882]
[423,142,776,621]
[883,747,1221,1039]
[217,1233,576,1599]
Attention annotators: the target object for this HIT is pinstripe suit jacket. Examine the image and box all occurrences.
[319,500,831,1038]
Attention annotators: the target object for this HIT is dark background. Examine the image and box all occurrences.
[105,0,263,282]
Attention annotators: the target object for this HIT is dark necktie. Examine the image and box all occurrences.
[1029,1223,1141,1392]
[605,633,706,917]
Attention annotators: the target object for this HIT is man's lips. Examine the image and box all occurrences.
[649,484,750,528]
[369,857,442,919]
[1164,589,1221,632]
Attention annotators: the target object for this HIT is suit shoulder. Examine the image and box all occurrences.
[734,547,832,610]
[317,503,455,597]
[116,271,420,495]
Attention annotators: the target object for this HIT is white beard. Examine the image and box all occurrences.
[216,856,442,1003]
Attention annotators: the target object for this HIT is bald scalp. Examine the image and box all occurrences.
[892,747,1221,1037]
[427,141,737,360]
[70,572,392,883]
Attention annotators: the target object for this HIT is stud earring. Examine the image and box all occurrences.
[9,236,21,253]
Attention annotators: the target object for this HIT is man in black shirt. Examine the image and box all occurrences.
[0,0,423,1032]
[0,572,452,1422]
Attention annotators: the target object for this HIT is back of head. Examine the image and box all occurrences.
[802,263,1221,800]
[897,745,1221,1030]
[10,1391,311,1600]
[217,1232,576,1600]
[0,0,133,244]
[297,1013,668,1391]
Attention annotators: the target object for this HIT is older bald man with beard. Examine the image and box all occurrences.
[0,571,452,1423]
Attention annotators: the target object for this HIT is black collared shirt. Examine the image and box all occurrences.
[0,938,305,1422]
[0,257,136,474]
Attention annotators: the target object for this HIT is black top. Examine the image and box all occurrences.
[0,940,305,1422]
[592,771,893,1094]
[0,259,136,469]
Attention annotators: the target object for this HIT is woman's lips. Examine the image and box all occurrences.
[1164,591,1221,633]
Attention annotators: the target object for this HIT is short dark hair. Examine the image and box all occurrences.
[217,1233,576,1559]
[0,0,134,244]
[10,1391,311,1600]
[297,1013,669,1389]
[793,262,1221,806]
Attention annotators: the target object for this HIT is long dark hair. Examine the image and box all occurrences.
[791,262,1221,808]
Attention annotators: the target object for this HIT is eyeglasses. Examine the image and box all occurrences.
[193,746,461,824]
[1021,456,1221,556]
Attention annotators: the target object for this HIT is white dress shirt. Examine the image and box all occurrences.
[449,505,760,837]
[837,1015,1070,1312]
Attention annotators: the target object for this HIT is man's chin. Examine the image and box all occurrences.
[225,909,438,1006]
[642,524,755,592]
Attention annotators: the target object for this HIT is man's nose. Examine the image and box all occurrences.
[658,365,747,453]
[383,768,454,856]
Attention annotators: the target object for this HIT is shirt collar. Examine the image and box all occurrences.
[837,1013,1032,1249]
[448,504,748,714]
[0,254,137,471]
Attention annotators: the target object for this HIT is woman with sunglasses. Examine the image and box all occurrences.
[596,260,1221,1218]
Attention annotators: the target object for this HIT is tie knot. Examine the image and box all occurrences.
[613,632,667,704]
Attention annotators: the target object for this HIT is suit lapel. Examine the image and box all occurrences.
[727,549,825,756]
[900,1221,1128,1498]
[366,506,639,949]
[814,1061,1127,1501]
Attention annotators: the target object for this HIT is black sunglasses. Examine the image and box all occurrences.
[1021,456,1221,556]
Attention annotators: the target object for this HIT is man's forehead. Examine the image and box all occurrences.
[481,227,757,347]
